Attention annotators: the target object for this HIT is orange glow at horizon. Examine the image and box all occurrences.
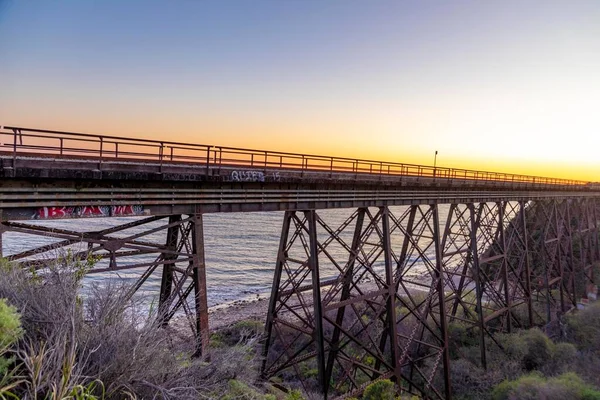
[2,116,597,183]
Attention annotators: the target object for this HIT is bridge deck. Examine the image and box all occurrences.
[0,126,598,220]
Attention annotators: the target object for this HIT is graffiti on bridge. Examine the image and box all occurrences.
[231,170,265,182]
[230,170,281,182]
[34,205,144,219]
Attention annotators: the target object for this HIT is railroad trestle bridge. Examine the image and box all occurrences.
[0,126,599,399]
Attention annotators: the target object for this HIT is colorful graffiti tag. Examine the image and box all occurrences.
[33,205,144,219]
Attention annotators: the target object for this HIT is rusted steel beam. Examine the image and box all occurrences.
[469,203,487,369]
[325,208,366,388]
[158,215,182,326]
[432,204,452,399]
[520,201,534,327]
[380,206,401,387]
[498,202,511,332]
[305,210,327,396]
[262,211,294,375]
[191,214,210,358]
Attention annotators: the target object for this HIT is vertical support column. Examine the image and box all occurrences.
[381,207,401,382]
[191,214,209,358]
[469,203,487,369]
[585,201,594,271]
[593,199,600,264]
[0,211,4,258]
[566,201,578,308]
[325,208,366,389]
[555,201,566,313]
[498,202,511,333]
[541,202,552,326]
[262,211,294,373]
[305,210,327,395]
[584,199,600,283]
[432,204,452,398]
[158,215,182,325]
[520,201,534,328]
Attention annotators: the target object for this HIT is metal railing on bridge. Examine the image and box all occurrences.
[0,125,589,187]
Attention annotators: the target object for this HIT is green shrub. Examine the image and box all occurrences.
[285,389,305,399]
[363,379,396,400]
[567,302,600,352]
[448,322,478,357]
[222,379,267,400]
[499,328,555,371]
[218,319,264,346]
[521,329,554,370]
[492,372,600,400]
[0,298,23,379]
[548,342,578,373]
[0,299,22,349]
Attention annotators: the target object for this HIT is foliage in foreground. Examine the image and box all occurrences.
[0,256,269,399]
[4,252,600,399]
[449,300,600,400]
[492,372,600,400]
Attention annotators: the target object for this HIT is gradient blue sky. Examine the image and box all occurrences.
[1,1,599,179]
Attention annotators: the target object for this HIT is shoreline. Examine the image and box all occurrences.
[171,294,271,336]
[209,294,271,330]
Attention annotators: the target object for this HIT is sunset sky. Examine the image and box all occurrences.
[1,1,599,180]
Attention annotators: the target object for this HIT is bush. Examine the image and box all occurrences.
[492,372,600,400]
[520,329,554,371]
[0,299,22,349]
[0,297,23,398]
[0,257,267,399]
[566,302,600,352]
[217,319,265,346]
[222,379,271,400]
[448,322,478,358]
[547,342,578,374]
[362,379,395,400]
[496,328,554,371]
[285,389,305,399]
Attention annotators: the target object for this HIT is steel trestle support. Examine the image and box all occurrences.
[262,200,600,399]
[1,198,599,399]
[0,213,210,356]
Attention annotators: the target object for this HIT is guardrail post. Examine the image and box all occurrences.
[205,147,211,176]
[159,142,164,173]
[11,129,18,173]
[98,136,103,171]
[218,147,223,173]
[330,158,333,179]
[301,155,305,178]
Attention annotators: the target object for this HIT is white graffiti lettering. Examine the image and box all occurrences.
[231,170,265,182]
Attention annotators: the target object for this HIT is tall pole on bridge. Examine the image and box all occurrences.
[434,150,438,177]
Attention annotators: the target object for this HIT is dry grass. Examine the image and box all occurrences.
[0,255,267,399]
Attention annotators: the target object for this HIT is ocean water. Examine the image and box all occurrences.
[2,205,457,308]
